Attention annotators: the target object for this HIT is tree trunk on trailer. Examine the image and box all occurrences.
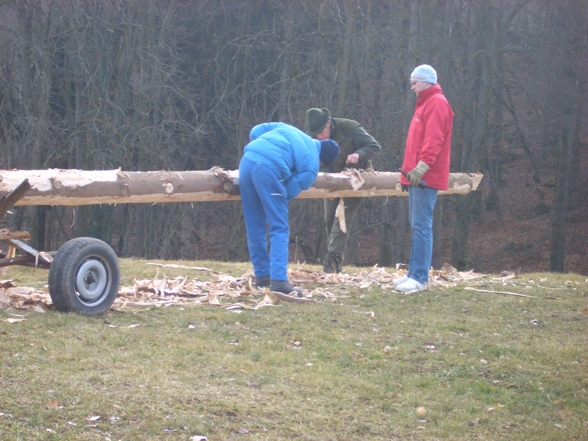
[0,169,483,206]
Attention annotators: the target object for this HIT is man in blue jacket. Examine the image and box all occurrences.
[239,122,340,296]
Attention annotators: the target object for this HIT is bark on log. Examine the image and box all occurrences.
[0,168,483,207]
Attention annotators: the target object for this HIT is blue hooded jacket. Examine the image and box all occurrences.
[243,122,321,199]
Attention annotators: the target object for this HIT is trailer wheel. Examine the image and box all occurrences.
[48,238,120,316]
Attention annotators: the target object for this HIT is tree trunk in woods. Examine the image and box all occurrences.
[430,0,455,270]
[335,0,354,113]
[451,4,499,270]
[377,1,418,268]
[545,1,586,273]
[0,169,483,207]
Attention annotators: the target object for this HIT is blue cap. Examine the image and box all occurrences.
[319,139,340,167]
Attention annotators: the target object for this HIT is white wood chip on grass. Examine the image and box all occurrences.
[0,264,569,313]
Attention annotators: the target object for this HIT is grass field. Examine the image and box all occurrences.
[1,260,587,440]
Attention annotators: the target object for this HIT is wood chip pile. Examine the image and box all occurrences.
[0,263,530,313]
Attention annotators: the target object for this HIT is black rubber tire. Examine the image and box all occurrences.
[48,237,120,316]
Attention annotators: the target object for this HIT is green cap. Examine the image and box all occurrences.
[304,108,330,137]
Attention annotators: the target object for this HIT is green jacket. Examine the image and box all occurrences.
[324,118,381,173]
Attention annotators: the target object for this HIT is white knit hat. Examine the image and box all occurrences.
[410,64,437,84]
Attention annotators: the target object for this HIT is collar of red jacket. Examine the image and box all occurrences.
[417,83,442,101]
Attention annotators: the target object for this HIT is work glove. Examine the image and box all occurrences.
[406,161,430,187]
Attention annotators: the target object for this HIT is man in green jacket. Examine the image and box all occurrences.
[304,108,382,273]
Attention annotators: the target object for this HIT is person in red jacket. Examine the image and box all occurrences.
[395,64,454,293]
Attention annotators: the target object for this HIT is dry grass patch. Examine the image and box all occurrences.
[1,261,587,440]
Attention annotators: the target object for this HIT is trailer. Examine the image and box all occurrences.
[0,179,119,316]
[0,169,483,315]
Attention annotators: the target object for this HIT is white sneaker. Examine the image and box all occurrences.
[393,274,409,286]
[396,277,428,293]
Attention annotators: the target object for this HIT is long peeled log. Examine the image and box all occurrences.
[0,168,483,207]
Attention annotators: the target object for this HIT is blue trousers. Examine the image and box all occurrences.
[239,158,289,281]
[408,186,438,284]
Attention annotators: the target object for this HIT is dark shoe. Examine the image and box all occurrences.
[322,253,342,274]
[254,276,270,289]
[270,280,303,297]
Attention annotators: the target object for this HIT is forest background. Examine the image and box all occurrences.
[0,0,586,275]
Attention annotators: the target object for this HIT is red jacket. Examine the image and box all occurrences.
[401,84,454,190]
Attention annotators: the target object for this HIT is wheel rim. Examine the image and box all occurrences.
[75,258,111,305]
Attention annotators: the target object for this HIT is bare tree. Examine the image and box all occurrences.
[0,0,585,272]
[532,1,587,272]
[450,3,495,269]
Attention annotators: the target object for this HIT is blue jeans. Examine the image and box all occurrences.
[408,186,438,284]
[239,158,290,281]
